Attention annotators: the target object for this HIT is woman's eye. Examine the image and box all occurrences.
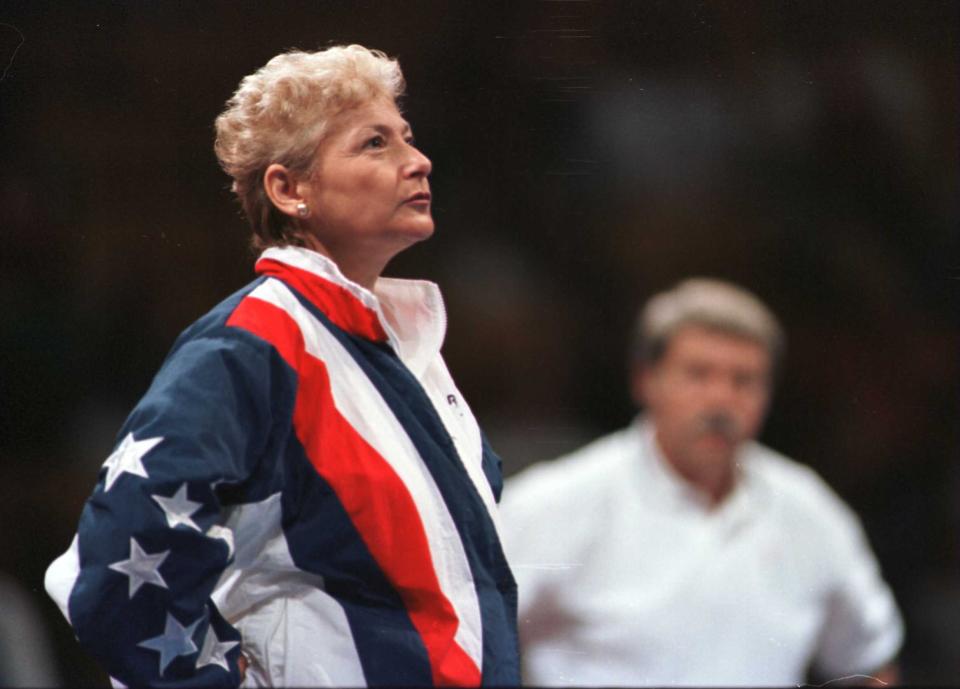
[365,135,386,149]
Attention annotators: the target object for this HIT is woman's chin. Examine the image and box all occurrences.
[398,218,436,244]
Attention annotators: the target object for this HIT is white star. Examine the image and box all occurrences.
[102,432,163,492]
[107,537,170,598]
[196,625,239,672]
[138,612,201,676]
[152,483,202,531]
[206,525,235,559]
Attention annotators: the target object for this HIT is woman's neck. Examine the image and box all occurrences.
[298,234,383,292]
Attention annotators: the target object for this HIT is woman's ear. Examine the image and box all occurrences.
[263,164,307,219]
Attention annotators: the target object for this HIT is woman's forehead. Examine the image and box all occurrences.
[334,98,410,133]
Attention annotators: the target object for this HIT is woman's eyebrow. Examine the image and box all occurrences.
[361,121,413,137]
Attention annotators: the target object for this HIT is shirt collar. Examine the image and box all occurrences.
[255,246,447,377]
[635,417,756,525]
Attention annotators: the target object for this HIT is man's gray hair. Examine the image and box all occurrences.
[633,278,785,370]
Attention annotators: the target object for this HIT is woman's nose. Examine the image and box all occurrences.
[403,144,432,178]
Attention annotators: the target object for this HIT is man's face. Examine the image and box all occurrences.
[636,325,772,471]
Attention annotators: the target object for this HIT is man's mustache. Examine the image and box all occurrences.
[692,412,741,441]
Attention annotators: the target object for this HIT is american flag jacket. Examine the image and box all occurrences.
[45,246,519,687]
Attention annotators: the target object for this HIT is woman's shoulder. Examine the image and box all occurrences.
[170,276,302,353]
[151,276,303,385]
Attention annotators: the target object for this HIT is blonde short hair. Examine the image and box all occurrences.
[214,45,406,249]
[634,278,785,372]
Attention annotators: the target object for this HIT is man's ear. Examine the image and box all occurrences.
[630,364,650,409]
[263,163,307,219]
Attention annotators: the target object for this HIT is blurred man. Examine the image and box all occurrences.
[501,278,903,686]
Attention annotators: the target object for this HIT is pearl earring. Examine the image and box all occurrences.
[296,202,309,218]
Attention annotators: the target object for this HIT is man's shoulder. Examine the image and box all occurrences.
[503,426,635,503]
[747,442,860,529]
[748,442,819,484]
[499,427,636,555]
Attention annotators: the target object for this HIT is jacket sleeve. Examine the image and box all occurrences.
[45,328,296,687]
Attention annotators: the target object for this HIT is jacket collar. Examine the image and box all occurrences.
[255,246,447,377]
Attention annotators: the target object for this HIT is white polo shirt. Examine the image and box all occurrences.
[500,418,903,687]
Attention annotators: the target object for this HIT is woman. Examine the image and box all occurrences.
[45,44,519,687]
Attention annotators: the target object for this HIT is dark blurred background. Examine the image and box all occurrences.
[1,1,957,685]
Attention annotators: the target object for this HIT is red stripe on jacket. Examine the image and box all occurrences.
[255,258,388,343]
[227,293,481,686]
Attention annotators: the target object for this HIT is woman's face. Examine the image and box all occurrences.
[300,97,433,270]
